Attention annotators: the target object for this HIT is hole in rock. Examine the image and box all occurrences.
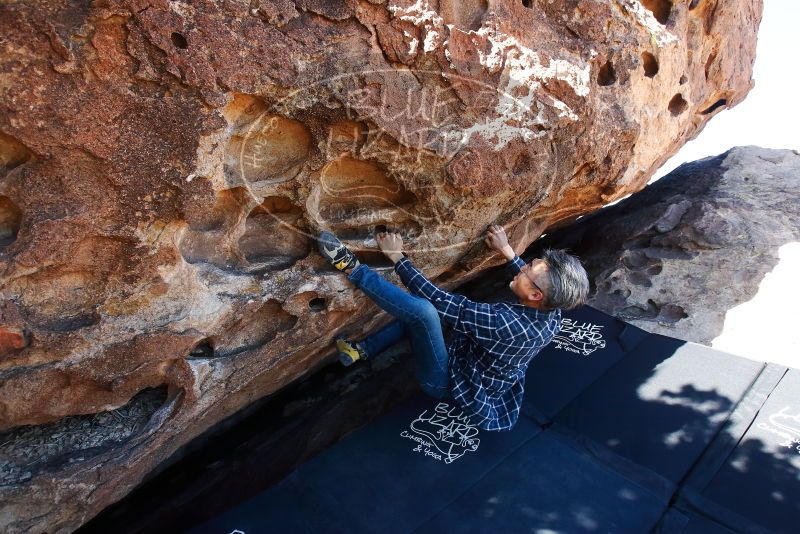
[178,230,237,270]
[622,236,651,250]
[621,250,648,270]
[13,266,107,332]
[641,52,659,77]
[223,93,268,128]
[326,120,367,154]
[318,157,415,222]
[188,338,215,359]
[668,94,688,116]
[332,220,423,244]
[238,196,310,272]
[522,0,532,7]
[0,132,33,177]
[354,250,396,269]
[440,0,488,31]
[703,1,718,33]
[0,386,169,486]
[224,97,311,184]
[621,299,659,320]
[308,297,327,312]
[659,304,688,323]
[628,271,653,287]
[171,32,188,49]
[679,75,688,85]
[645,263,663,276]
[0,195,22,249]
[261,195,300,214]
[704,51,717,80]
[641,0,672,25]
[513,153,532,176]
[36,310,101,332]
[212,299,298,357]
[700,98,727,115]
[572,162,595,180]
[597,61,617,86]
[689,0,700,9]
[186,187,249,232]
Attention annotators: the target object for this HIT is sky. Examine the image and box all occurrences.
[652,0,799,180]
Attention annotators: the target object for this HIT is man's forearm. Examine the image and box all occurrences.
[500,244,516,261]
[386,251,405,264]
[393,256,446,302]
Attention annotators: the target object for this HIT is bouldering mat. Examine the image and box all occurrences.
[414,429,670,533]
[667,365,800,534]
[550,332,765,484]
[190,393,541,534]
[521,304,649,424]
[187,306,798,534]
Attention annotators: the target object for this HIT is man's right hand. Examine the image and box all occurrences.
[485,225,516,260]
[376,231,405,264]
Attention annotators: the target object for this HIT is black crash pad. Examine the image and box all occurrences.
[523,305,765,486]
[522,304,649,424]
[667,365,800,534]
[191,393,672,534]
[414,430,669,533]
[187,306,798,534]
[550,332,765,485]
[190,393,542,534]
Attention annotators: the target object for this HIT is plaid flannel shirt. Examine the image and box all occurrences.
[393,255,562,431]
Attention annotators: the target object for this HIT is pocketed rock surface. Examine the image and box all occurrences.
[0,1,760,531]
[528,146,800,344]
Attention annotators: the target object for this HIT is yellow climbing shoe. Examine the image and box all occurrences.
[318,231,361,272]
[336,337,367,367]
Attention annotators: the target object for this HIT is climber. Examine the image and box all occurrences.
[316,225,589,431]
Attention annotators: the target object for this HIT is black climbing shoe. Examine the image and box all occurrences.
[335,336,368,366]
[317,231,361,272]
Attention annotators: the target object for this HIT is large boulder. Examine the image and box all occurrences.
[0,1,761,531]
[85,146,800,532]
[528,146,799,350]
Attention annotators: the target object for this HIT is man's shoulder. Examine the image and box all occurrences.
[499,302,560,322]
[489,304,555,341]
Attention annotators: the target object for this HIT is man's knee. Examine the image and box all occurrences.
[411,299,440,327]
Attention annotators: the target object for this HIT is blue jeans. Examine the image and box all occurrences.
[346,263,450,399]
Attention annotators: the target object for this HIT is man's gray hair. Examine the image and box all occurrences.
[540,249,590,310]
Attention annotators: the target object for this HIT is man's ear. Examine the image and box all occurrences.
[527,290,544,302]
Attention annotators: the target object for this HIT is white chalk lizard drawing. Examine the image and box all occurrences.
[552,318,607,356]
[768,406,800,439]
[408,403,480,464]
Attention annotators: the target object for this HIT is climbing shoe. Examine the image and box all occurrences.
[317,231,361,272]
[336,336,368,367]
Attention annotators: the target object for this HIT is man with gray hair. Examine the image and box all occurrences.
[317,224,589,431]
